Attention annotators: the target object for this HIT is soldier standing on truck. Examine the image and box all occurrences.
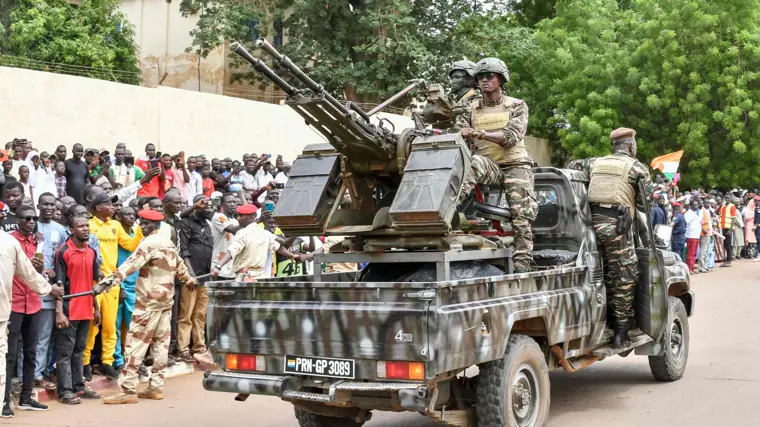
[568,128,654,348]
[421,60,478,131]
[455,57,538,273]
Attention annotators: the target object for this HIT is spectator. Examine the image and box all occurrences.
[671,202,686,261]
[2,180,25,233]
[85,192,143,381]
[110,147,144,195]
[201,163,214,198]
[178,194,215,365]
[54,145,67,163]
[255,158,275,203]
[136,143,164,198]
[64,204,103,269]
[719,198,737,267]
[113,207,139,371]
[161,154,175,196]
[0,159,16,197]
[275,161,291,185]
[0,219,61,418]
[54,160,67,199]
[684,199,703,273]
[650,197,665,227]
[5,205,55,414]
[239,158,258,193]
[65,144,88,205]
[697,200,713,273]
[170,153,190,202]
[185,157,203,202]
[33,193,66,390]
[210,194,241,280]
[17,165,34,210]
[54,216,101,404]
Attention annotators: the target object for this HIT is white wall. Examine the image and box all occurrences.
[119,0,226,93]
[0,66,412,161]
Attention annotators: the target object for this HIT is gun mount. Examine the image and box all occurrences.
[230,40,509,249]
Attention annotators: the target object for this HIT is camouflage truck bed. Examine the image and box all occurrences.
[203,265,590,411]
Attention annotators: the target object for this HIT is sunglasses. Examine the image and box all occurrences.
[21,215,39,222]
[476,72,497,81]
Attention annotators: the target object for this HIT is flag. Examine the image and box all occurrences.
[650,150,683,179]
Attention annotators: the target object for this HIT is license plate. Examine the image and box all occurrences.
[284,355,355,379]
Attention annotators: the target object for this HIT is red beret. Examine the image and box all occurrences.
[139,209,164,222]
[236,204,258,216]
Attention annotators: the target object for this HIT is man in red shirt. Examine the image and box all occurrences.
[160,154,174,198]
[4,205,58,413]
[135,143,165,198]
[54,216,101,404]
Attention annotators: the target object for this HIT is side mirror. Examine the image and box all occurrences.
[654,224,672,250]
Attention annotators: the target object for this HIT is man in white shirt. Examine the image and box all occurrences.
[684,199,703,273]
[254,160,275,204]
[185,157,203,203]
[210,193,241,280]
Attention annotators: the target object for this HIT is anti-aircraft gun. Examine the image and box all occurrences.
[230,40,512,268]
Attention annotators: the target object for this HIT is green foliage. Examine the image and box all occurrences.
[180,0,508,103]
[0,0,141,85]
[535,0,760,188]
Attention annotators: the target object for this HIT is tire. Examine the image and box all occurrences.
[648,296,689,382]
[294,408,364,427]
[476,335,551,427]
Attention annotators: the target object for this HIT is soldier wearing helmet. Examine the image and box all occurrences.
[456,57,537,273]
[568,128,654,348]
[421,60,478,130]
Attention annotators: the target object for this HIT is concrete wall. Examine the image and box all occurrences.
[119,0,226,93]
[0,66,411,161]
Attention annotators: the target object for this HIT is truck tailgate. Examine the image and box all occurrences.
[207,278,433,365]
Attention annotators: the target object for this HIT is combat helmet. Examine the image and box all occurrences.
[474,57,510,83]
[448,60,476,77]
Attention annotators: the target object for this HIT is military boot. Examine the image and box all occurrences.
[103,392,138,405]
[138,387,164,400]
[612,324,630,348]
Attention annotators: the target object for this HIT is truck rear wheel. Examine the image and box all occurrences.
[294,409,364,427]
[476,335,550,427]
[648,296,689,382]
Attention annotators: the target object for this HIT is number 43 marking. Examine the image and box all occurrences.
[395,330,413,342]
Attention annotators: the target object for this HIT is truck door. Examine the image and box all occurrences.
[632,182,669,340]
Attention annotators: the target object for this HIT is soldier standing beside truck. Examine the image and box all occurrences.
[568,128,654,347]
[456,57,538,273]
[421,60,478,131]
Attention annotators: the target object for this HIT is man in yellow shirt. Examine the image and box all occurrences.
[86,193,143,380]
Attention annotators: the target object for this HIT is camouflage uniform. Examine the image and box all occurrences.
[102,232,195,399]
[457,94,538,271]
[422,60,479,132]
[568,132,654,332]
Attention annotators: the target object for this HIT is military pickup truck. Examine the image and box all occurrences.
[202,166,694,427]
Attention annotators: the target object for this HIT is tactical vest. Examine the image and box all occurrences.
[471,96,531,166]
[588,155,637,211]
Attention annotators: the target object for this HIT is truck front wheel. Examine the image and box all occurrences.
[476,335,551,427]
[294,409,364,427]
[648,296,689,382]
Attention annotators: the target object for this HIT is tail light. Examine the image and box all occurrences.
[225,354,267,372]
[376,361,424,380]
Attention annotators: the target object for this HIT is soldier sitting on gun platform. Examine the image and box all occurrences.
[422,60,479,131]
[455,57,538,273]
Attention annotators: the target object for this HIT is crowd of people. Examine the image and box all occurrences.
[651,176,760,272]
[0,137,356,414]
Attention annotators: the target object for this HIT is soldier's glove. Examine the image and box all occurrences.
[616,206,633,235]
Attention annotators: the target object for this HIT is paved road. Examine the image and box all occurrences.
[12,260,760,427]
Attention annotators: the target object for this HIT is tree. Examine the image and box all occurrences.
[180,0,507,104]
[535,0,760,188]
[0,0,141,85]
